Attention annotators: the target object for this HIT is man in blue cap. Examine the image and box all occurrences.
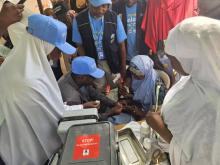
[58,56,123,120]
[72,0,127,90]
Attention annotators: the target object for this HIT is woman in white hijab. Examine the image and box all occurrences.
[146,16,220,165]
[0,11,76,165]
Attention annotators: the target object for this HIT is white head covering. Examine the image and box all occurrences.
[0,7,64,165]
[163,16,220,165]
[165,16,220,88]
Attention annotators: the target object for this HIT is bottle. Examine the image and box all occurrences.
[140,121,150,143]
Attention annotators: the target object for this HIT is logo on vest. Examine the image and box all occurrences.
[110,34,115,44]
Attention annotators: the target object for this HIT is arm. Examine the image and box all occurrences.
[146,112,173,143]
[88,86,116,107]
[119,42,126,80]
[58,79,82,104]
[60,54,69,75]
[99,102,122,120]
[72,18,86,56]
[0,2,24,36]
[121,101,146,121]
[116,15,127,80]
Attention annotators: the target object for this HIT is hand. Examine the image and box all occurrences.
[123,105,138,113]
[145,111,163,130]
[118,99,133,109]
[83,101,100,109]
[110,102,122,115]
[118,85,130,97]
[66,10,77,24]
[119,99,128,107]
[145,111,173,143]
[0,2,24,28]
[67,10,76,18]
[123,105,145,120]
[119,71,126,83]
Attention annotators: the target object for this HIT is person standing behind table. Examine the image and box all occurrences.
[156,40,175,86]
[146,16,220,165]
[0,14,76,165]
[112,0,148,64]
[72,0,127,90]
[43,7,64,81]
[53,1,76,46]
[0,0,24,36]
[53,1,78,75]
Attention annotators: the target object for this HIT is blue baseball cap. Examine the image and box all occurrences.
[27,14,76,55]
[72,56,105,79]
[89,0,112,7]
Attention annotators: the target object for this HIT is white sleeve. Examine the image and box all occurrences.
[64,104,84,111]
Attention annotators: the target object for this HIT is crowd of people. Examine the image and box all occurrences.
[1,0,220,165]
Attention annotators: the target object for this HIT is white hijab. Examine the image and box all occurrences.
[0,6,65,165]
[162,16,220,165]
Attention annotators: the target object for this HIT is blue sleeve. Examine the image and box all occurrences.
[116,15,127,43]
[72,18,82,44]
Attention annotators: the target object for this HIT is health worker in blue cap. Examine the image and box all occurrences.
[72,0,127,90]
[0,14,76,165]
[58,56,123,121]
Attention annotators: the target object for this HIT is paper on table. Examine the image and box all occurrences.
[119,121,142,140]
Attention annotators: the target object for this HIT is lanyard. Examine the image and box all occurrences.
[88,12,104,43]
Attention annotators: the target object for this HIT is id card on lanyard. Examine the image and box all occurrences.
[88,13,105,60]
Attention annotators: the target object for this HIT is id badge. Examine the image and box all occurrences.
[98,51,104,60]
